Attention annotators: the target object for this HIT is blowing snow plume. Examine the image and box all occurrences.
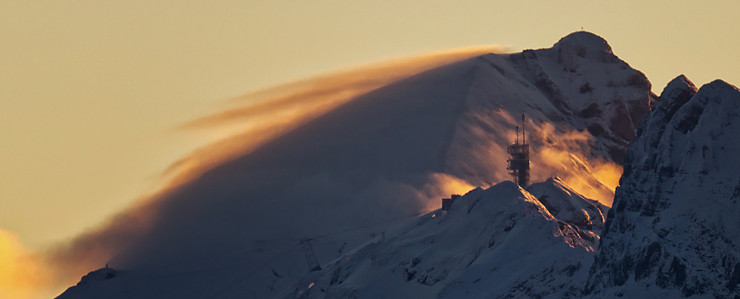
[53,31,654,299]
[165,46,504,188]
[41,47,499,296]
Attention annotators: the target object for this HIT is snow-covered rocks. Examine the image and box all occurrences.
[282,181,599,299]
[586,76,740,297]
[527,177,607,234]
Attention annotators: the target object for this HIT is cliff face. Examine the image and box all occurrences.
[586,75,740,297]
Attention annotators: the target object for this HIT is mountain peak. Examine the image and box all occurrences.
[553,31,613,55]
[706,78,740,92]
[660,75,697,103]
[649,74,698,122]
[667,74,695,87]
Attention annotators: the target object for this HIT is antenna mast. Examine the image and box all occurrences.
[522,114,526,144]
[507,114,530,187]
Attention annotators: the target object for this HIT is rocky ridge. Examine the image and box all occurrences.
[586,75,740,298]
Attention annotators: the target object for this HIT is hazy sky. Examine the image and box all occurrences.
[1,0,739,252]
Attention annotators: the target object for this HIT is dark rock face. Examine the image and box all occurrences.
[506,31,655,165]
[586,76,740,297]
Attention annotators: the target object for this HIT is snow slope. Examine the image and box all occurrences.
[586,76,740,297]
[56,31,651,299]
[278,181,598,299]
[527,177,608,236]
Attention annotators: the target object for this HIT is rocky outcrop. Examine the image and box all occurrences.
[586,75,740,297]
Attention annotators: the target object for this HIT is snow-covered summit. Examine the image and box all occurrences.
[660,75,697,102]
[553,31,616,62]
[586,77,740,297]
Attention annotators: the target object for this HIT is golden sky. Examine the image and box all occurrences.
[1,0,738,264]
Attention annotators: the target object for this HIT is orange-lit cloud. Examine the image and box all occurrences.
[527,121,622,207]
[444,107,622,207]
[187,46,508,129]
[165,46,506,190]
[415,173,476,212]
[0,228,51,299]
[534,147,621,206]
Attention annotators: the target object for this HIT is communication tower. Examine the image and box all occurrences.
[507,114,530,187]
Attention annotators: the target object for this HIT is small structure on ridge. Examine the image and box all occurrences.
[442,194,461,211]
[299,237,322,272]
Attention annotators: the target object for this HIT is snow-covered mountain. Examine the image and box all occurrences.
[585,76,740,297]
[275,75,740,299]
[56,31,653,299]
